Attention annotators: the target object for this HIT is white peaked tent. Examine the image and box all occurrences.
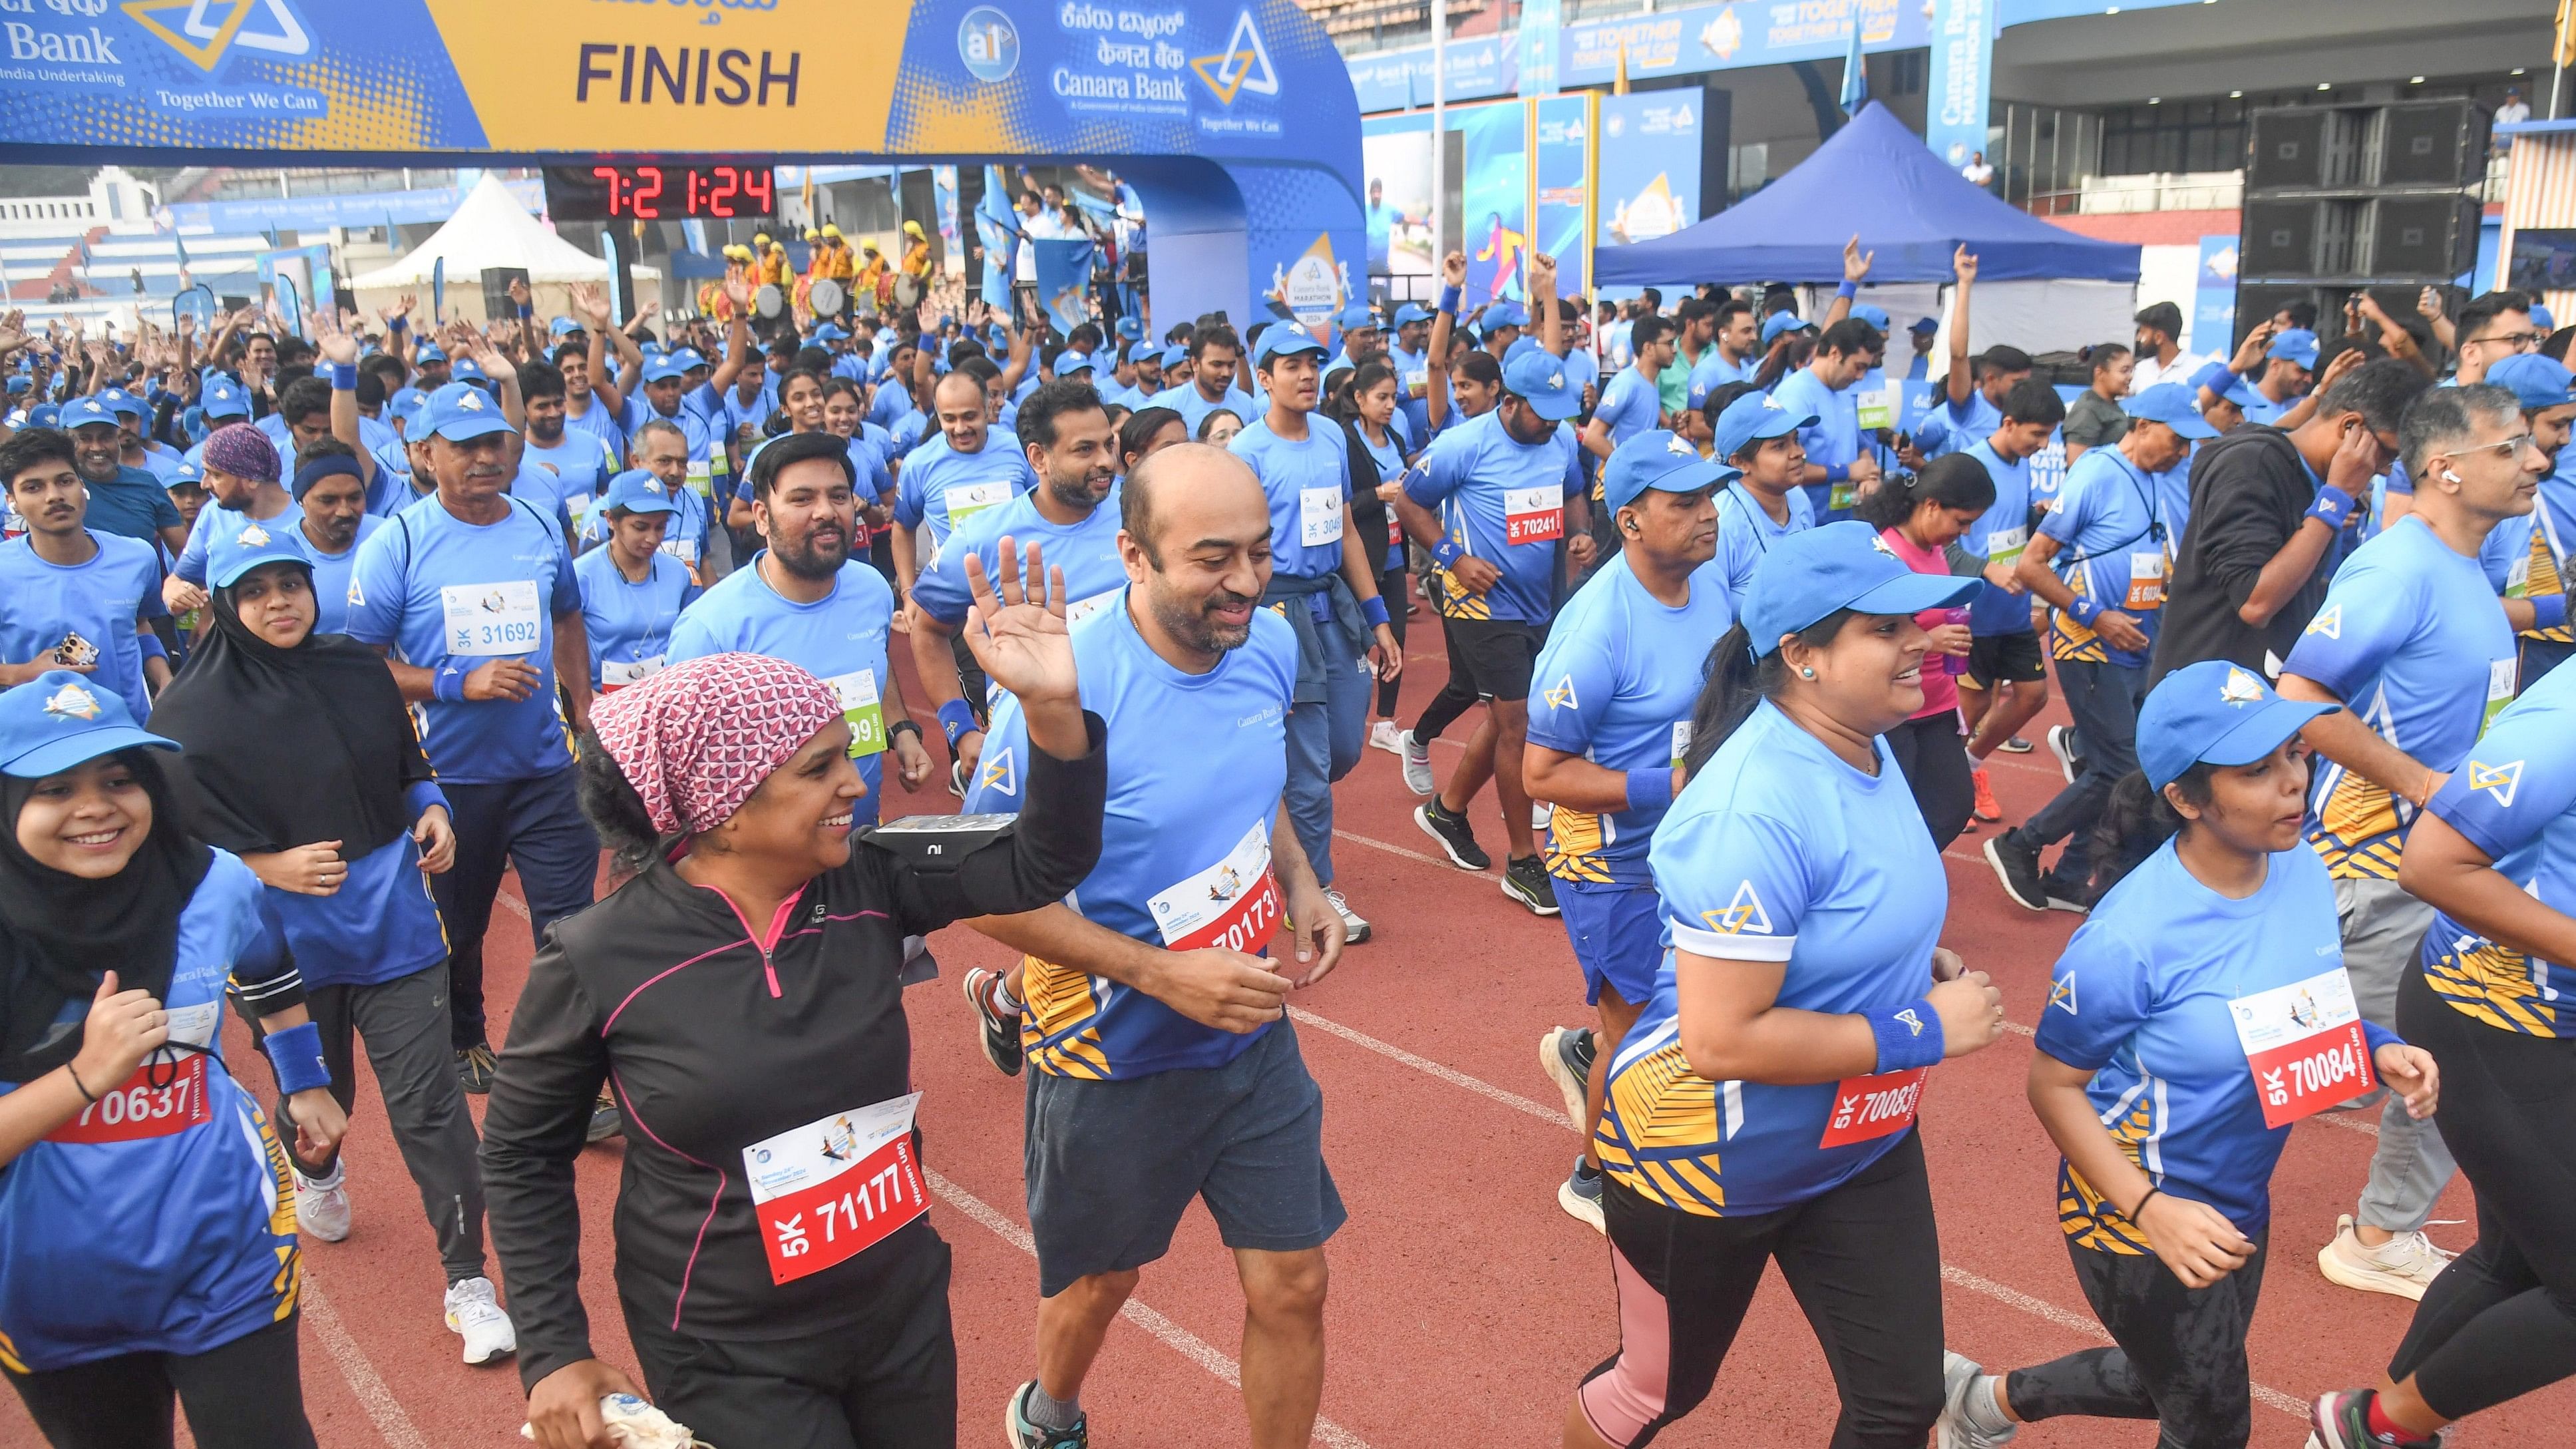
[349,172,659,319]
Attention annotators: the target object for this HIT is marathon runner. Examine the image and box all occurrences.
[1953,379,2066,825]
[2474,354,2576,689]
[572,469,701,696]
[0,427,169,722]
[1710,389,1819,615]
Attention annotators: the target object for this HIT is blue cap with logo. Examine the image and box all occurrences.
[2486,353,2576,411]
[449,355,489,386]
[1253,321,1328,365]
[1501,347,1583,421]
[415,342,447,364]
[1055,351,1097,376]
[1851,304,1891,331]
[0,672,180,780]
[548,316,584,337]
[641,354,689,383]
[1761,312,1815,347]
[1128,340,1161,365]
[2136,660,2338,789]
[1713,390,1817,465]
[2266,327,2321,370]
[419,381,513,442]
[1336,303,1379,333]
[1604,429,1732,514]
[95,387,144,422]
[59,396,117,431]
[26,403,58,429]
[599,468,679,517]
[1393,302,1433,327]
[201,379,250,419]
[811,321,849,342]
[673,347,710,373]
[388,387,429,427]
[2121,382,2221,440]
[164,461,205,493]
[1160,344,1189,371]
[1481,301,1529,333]
[1115,316,1143,339]
[1744,521,1977,657]
[208,517,311,588]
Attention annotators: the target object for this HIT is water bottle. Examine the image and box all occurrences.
[1940,606,1969,676]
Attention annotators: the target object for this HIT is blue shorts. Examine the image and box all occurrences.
[1559,881,1663,1008]
[1023,1020,1343,1297]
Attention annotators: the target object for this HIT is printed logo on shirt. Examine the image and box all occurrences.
[2220,667,2264,707]
[2468,758,2525,807]
[1543,673,1579,712]
[2049,975,2079,1016]
[2305,604,2342,640]
[1704,880,1772,936]
[978,745,1017,797]
[346,576,365,608]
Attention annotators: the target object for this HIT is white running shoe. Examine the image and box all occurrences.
[445,1275,518,1364]
[1538,1026,1591,1130]
[1368,719,1403,755]
[1326,887,1372,944]
[293,1161,351,1243]
[2317,1215,2455,1301]
[1400,730,1435,795]
[1936,1351,2018,1448]
[2045,724,2082,784]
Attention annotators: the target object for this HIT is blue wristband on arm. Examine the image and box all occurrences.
[263,1022,333,1096]
[2537,594,2570,632]
[1438,285,1463,316]
[1361,594,1390,630]
[1865,1000,1945,1074]
[2305,489,2356,531]
[1824,463,1849,485]
[1624,767,1676,813]
[937,698,980,749]
[1430,538,1465,570]
[2069,598,2104,626]
[330,363,357,391]
[137,632,166,663]
[1837,280,1859,300]
[433,664,466,704]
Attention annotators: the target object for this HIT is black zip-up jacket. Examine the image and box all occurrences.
[482,716,1106,1390]
[2149,427,2335,686]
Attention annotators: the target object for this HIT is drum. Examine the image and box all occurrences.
[809,277,847,318]
[754,282,786,319]
[892,274,926,310]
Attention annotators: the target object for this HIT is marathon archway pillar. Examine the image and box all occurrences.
[0,0,1366,337]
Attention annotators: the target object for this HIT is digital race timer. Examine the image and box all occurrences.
[542,164,777,221]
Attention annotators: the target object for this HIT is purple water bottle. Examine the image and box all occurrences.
[1940,607,1970,676]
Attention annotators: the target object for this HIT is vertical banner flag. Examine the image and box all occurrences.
[2194,235,2241,359]
[1596,91,1702,252]
[431,257,447,323]
[1459,102,1532,308]
[975,165,1017,311]
[1927,0,1994,172]
[1531,95,1594,299]
[932,166,964,278]
[1520,0,1562,97]
[1035,237,1094,335]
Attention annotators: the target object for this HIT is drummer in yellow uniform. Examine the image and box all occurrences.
[821,224,859,282]
[755,233,791,290]
[900,220,933,286]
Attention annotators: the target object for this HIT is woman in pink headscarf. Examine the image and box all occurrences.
[483,544,1103,1449]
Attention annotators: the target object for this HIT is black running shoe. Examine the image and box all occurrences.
[2039,872,2096,915]
[586,1086,623,1143]
[1503,855,1561,917]
[964,967,1025,1076]
[1984,831,2050,913]
[1414,799,1491,871]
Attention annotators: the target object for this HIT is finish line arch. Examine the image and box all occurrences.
[0,0,1366,332]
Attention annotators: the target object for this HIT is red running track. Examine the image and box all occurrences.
[10,630,2571,1448]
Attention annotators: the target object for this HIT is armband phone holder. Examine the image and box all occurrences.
[860,812,1020,877]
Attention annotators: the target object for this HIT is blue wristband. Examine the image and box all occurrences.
[1837,279,1859,300]
[330,362,357,391]
[1430,537,1465,570]
[1824,463,1849,485]
[2536,594,2570,632]
[1865,1000,1945,1074]
[2069,597,2104,626]
[1624,767,1676,813]
[263,1021,333,1096]
[937,698,980,749]
[1438,285,1463,317]
[2305,489,2356,531]
[137,632,167,663]
[1361,594,1390,630]
[433,664,466,703]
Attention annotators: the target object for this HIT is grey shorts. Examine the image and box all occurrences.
[1023,1020,1344,1297]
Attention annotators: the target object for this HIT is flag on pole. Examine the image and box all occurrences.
[1839,24,1869,114]
[1613,43,1628,96]
[975,164,1018,311]
[1035,238,1095,335]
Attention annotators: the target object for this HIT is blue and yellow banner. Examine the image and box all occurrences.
[1035,237,1093,335]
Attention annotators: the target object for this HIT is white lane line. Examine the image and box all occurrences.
[496,890,530,919]
[1286,1005,2314,1419]
[924,1168,1373,1449]
[1333,826,1484,873]
[302,1277,433,1449]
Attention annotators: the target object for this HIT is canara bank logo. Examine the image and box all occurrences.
[958,5,1018,82]
[1192,9,1277,104]
[2467,758,2523,807]
[1703,880,1771,936]
[122,0,314,72]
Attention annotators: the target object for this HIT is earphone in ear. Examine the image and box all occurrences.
[2444,470,2462,483]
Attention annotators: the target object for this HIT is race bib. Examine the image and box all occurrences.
[661,535,701,568]
[48,1002,220,1145]
[2484,656,2517,733]
[601,656,665,691]
[1403,367,1429,399]
[827,668,887,758]
[440,580,542,657]
[1817,1066,1929,1149]
[1063,588,1121,627]
[944,481,1012,529]
[1300,486,1343,548]
[1669,720,1692,769]
[1504,484,1564,545]
[2123,551,2165,612]
[741,1093,926,1286]
[1829,479,1857,515]
[1147,821,1282,954]
[2229,967,2374,1130]
[1984,524,2028,570]
[685,458,713,499]
[2505,546,2532,600]
[1855,384,1898,432]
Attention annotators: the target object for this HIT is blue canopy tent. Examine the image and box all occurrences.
[1595,103,2141,286]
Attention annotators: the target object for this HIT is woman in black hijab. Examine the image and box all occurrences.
[0,666,343,1449]
[150,529,518,1366]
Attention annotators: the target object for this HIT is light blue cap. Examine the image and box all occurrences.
[1744,522,1975,657]
[0,672,179,779]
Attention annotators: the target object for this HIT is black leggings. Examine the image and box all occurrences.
[6,1313,317,1449]
[1579,1132,1945,1448]
[2004,1233,2270,1449]
[1377,567,1409,718]
[1413,615,1479,746]
[623,1236,958,1449]
[1885,711,1973,851]
[2385,963,2576,1420]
